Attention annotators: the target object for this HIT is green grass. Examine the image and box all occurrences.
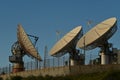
[5,70,120,80]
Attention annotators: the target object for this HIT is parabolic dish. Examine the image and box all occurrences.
[17,24,42,61]
[50,26,83,57]
[77,17,117,50]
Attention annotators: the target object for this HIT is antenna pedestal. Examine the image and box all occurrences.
[9,41,25,73]
[12,62,24,73]
[100,52,109,64]
[69,55,84,66]
[70,58,77,66]
[69,50,85,66]
[9,55,25,73]
[99,42,111,65]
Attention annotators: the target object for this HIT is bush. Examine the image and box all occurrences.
[22,75,36,80]
[44,75,54,80]
[4,70,120,80]
[102,70,120,80]
[36,75,44,80]
[0,77,3,80]
[10,76,23,80]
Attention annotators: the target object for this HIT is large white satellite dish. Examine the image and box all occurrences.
[50,26,84,66]
[77,17,117,64]
[50,26,82,56]
[17,24,42,61]
[77,17,117,50]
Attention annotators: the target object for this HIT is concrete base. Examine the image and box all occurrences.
[101,52,109,65]
[12,63,24,73]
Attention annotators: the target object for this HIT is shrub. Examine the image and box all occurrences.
[0,77,3,80]
[102,70,120,80]
[44,75,54,80]
[36,75,44,80]
[23,75,36,80]
[10,76,23,80]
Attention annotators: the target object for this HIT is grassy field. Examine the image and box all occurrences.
[1,70,120,80]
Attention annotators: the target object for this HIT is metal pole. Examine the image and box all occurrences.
[9,64,11,74]
[63,56,65,66]
[36,47,39,69]
[69,54,71,72]
[56,30,61,67]
[84,36,86,65]
[36,59,38,69]
[44,46,48,68]
[30,61,32,71]
[90,53,92,65]
[53,57,54,69]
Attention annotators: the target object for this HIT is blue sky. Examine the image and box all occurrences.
[0,0,120,67]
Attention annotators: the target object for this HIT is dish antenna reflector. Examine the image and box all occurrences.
[17,24,42,61]
[77,17,117,64]
[50,26,84,66]
[9,24,42,73]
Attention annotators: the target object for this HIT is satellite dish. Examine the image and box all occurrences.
[50,26,82,56]
[9,24,42,73]
[77,17,117,64]
[17,24,42,61]
[77,17,117,50]
[50,26,84,66]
